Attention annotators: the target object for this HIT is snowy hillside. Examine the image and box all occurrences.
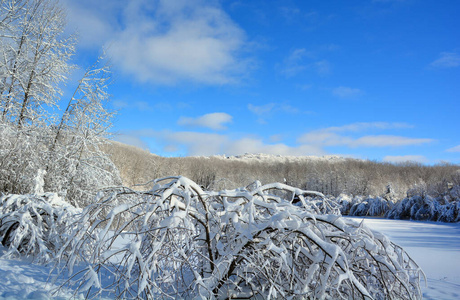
[210,153,348,163]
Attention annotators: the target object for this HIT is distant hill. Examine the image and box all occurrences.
[103,140,459,199]
[209,153,348,163]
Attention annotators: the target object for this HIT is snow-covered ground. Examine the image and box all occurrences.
[1,218,459,299]
[0,251,79,300]
[351,217,460,300]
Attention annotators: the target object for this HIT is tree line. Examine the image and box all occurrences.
[105,141,460,202]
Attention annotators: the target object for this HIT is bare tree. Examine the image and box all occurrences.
[0,0,75,126]
[45,55,120,207]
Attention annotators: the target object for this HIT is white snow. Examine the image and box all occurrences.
[0,216,458,298]
[350,217,460,300]
[209,153,348,163]
[0,247,81,300]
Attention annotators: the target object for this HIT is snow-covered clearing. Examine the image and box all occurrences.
[351,217,460,300]
[0,217,458,299]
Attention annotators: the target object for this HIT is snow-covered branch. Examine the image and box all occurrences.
[55,176,424,299]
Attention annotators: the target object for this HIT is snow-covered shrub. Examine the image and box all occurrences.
[386,195,443,221]
[0,193,81,262]
[333,194,393,217]
[55,176,424,299]
[335,193,354,215]
[349,196,393,217]
[0,122,48,195]
[0,119,121,208]
[437,201,460,222]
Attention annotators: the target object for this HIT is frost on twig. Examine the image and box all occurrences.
[55,176,424,299]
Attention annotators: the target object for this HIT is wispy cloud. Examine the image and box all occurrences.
[313,60,331,75]
[123,129,324,156]
[430,51,460,68]
[325,122,413,132]
[120,121,432,157]
[113,100,153,111]
[351,135,433,147]
[446,145,460,153]
[61,0,120,48]
[178,112,232,130]
[248,103,276,116]
[280,48,310,77]
[248,103,307,124]
[225,138,324,157]
[113,134,149,150]
[280,48,331,77]
[297,122,433,148]
[279,6,301,22]
[332,86,364,98]
[383,155,428,164]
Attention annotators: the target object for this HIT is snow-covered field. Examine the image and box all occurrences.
[351,217,460,300]
[1,218,459,299]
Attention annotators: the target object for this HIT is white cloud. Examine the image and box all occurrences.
[178,112,232,130]
[280,48,309,77]
[325,122,412,132]
[297,122,433,148]
[63,0,249,85]
[248,103,276,116]
[383,155,428,164]
[430,52,460,68]
[113,100,129,109]
[112,100,153,111]
[332,86,364,98]
[298,131,352,146]
[269,134,283,142]
[313,60,331,76]
[446,145,460,152]
[351,135,433,147]
[127,129,324,156]
[280,49,331,77]
[164,131,228,155]
[120,121,433,157]
[114,134,149,150]
[248,103,305,124]
[61,0,120,48]
[108,0,248,85]
[225,138,324,156]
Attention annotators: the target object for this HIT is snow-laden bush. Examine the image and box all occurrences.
[349,196,393,217]
[55,176,424,299]
[385,193,460,222]
[335,194,393,217]
[438,201,460,222]
[0,120,121,208]
[0,193,81,262]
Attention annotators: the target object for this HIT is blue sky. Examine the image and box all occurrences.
[61,0,460,164]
